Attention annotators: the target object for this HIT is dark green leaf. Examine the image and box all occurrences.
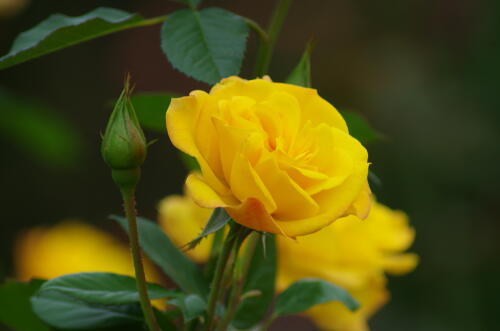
[274,279,359,317]
[0,7,144,70]
[37,272,173,305]
[0,89,84,168]
[168,293,206,322]
[161,8,249,84]
[186,207,231,250]
[341,111,382,145]
[112,215,210,297]
[131,93,173,132]
[31,289,143,330]
[180,152,201,171]
[285,42,313,87]
[0,279,50,331]
[233,234,277,329]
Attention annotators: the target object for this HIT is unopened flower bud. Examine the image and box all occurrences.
[101,76,146,190]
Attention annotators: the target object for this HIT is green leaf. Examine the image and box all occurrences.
[168,293,206,322]
[274,279,359,317]
[36,272,173,305]
[341,111,382,145]
[186,207,231,250]
[31,290,143,330]
[0,279,50,331]
[161,8,249,84]
[0,89,84,169]
[180,152,201,171]
[131,93,173,132]
[112,215,210,297]
[285,42,313,87]
[233,234,277,329]
[0,7,144,70]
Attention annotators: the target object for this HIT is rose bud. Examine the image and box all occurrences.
[101,76,146,190]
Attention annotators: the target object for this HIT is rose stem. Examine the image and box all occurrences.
[121,188,160,331]
[253,0,294,77]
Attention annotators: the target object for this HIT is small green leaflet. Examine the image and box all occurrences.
[180,152,201,171]
[0,7,143,70]
[274,278,359,317]
[285,41,313,87]
[161,8,249,84]
[342,111,382,145]
[185,207,231,250]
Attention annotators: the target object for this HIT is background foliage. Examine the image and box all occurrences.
[0,0,499,330]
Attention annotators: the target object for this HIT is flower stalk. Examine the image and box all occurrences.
[204,224,250,331]
[253,0,294,77]
[121,188,160,331]
[217,232,261,331]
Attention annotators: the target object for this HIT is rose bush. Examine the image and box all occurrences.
[167,76,371,237]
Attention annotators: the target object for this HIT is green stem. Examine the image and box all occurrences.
[245,17,270,44]
[253,0,294,77]
[217,232,261,331]
[204,227,226,280]
[121,189,160,331]
[136,15,168,27]
[204,225,242,331]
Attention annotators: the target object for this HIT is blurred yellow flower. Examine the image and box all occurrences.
[14,220,160,283]
[277,201,418,331]
[157,194,213,263]
[167,76,371,237]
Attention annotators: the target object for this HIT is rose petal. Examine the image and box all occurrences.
[345,182,372,219]
[276,162,369,237]
[185,173,232,208]
[225,197,286,235]
[255,154,319,220]
[274,83,348,132]
[230,151,277,214]
[212,116,255,182]
[166,92,205,156]
[383,253,419,275]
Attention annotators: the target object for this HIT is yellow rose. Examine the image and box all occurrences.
[14,220,160,283]
[167,76,371,237]
[277,201,418,330]
[157,194,213,263]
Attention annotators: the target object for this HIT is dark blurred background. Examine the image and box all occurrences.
[1,0,499,330]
